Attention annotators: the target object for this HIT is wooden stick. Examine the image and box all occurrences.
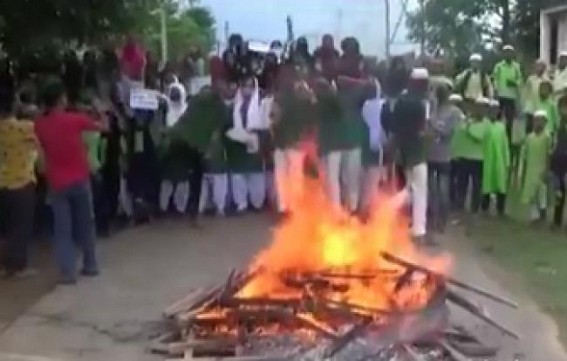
[381,252,518,308]
[164,288,205,318]
[293,313,339,340]
[439,340,472,361]
[446,290,520,340]
[402,345,428,361]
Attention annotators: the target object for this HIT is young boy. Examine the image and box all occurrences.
[519,110,551,223]
[535,80,559,136]
[551,95,567,229]
[449,93,465,210]
[456,97,489,213]
[481,99,510,216]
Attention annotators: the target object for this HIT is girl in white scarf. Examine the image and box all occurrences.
[159,82,190,214]
[226,76,268,212]
[165,82,188,128]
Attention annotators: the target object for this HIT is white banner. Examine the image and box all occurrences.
[130,88,159,110]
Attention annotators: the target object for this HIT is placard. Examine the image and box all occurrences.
[130,88,159,110]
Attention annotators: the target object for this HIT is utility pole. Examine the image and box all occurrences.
[384,0,391,58]
[419,0,426,55]
[224,21,230,45]
[286,15,294,42]
[337,9,343,41]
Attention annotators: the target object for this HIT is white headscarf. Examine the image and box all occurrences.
[232,77,263,130]
[362,79,386,154]
[165,82,187,127]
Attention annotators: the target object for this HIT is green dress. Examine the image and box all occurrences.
[317,92,344,155]
[273,91,316,150]
[459,118,489,161]
[535,97,559,135]
[169,93,229,176]
[519,132,551,204]
[482,121,510,194]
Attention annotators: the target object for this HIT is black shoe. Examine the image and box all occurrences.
[81,269,100,277]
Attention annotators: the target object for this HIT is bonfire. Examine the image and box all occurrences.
[153,153,518,360]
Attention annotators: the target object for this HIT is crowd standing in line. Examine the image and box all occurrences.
[2,34,567,285]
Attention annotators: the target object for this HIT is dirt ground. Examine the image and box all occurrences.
[0,214,565,361]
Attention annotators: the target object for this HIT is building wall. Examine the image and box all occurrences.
[559,12,567,54]
[541,7,567,64]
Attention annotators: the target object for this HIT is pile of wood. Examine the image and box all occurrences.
[151,252,520,361]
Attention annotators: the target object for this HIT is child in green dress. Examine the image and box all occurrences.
[519,110,551,222]
[481,99,510,215]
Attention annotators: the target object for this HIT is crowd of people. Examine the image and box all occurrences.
[1,32,567,285]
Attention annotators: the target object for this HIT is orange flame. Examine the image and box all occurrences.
[238,144,451,313]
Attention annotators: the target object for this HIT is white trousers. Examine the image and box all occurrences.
[159,180,190,213]
[119,177,133,217]
[231,173,266,211]
[362,165,386,210]
[274,148,307,212]
[199,174,228,214]
[529,184,548,220]
[405,163,428,237]
[324,148,362,212]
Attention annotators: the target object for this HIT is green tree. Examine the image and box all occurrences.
[407,0,564,60]
[0,0,215,60]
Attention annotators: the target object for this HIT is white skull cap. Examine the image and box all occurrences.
[534,109,548,118]
[410,67,429,80]
[449,94,463,102]
[469,53,482,61]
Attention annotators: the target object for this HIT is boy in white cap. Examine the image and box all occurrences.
[390,67,430,244]
[519,110,550,223]
[523,59,548,131]
[455,53,493,102]
[455,97,490,213]
[426,85,464,232]
[493,44,522,140]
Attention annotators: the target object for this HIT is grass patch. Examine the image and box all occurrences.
[464,188,567,347]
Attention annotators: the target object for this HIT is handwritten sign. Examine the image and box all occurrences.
[130,88,159,110]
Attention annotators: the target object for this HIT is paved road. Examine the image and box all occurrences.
[0,215,564,361]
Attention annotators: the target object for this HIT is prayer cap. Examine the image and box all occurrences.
[476,97,490,105]
[534,109,548,118]
[410,67,429,80]
[449,94,463,102]
[489,99,500,107]
[469,53,482,62]
[502,44,514,51]
[560,51,567,58]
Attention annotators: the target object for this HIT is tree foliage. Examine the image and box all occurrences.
[0,0,215,60]
[407,0,565,60]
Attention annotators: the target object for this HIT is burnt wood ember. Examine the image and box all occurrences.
[155,252,519,360]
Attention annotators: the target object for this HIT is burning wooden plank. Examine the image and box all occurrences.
[381,252,518,308]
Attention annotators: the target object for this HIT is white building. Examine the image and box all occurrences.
[540,4,567,64]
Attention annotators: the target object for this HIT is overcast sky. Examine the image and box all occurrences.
[199,0,418,57]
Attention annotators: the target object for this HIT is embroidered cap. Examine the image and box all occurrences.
[503,44,514,51]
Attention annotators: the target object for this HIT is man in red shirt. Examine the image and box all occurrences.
[35,78,108,284]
